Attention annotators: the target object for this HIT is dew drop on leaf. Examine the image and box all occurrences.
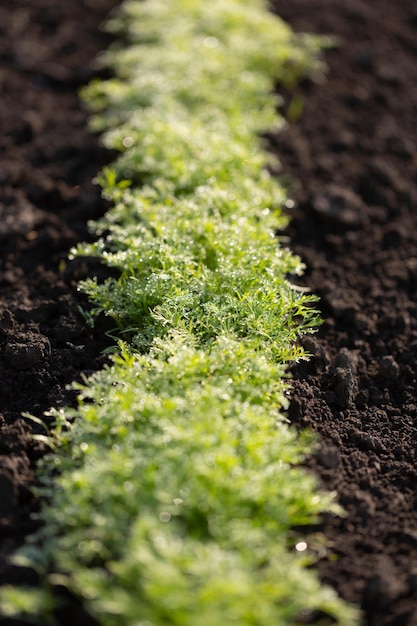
[203,36,219,49]
[122,136,134,148]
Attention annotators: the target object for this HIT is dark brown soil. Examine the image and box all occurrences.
[0,1,117,622]
[2,0,417,625]
[270,1,417,625]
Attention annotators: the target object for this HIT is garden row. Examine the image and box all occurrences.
[1,1,358,624]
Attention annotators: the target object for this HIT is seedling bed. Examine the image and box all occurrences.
[1,0,417,625]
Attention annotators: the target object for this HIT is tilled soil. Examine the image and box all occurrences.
[270,1,417,625]
[1,1,417,625]
[0,0,117,621]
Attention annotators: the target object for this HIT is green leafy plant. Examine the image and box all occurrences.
[0,1,359,624]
